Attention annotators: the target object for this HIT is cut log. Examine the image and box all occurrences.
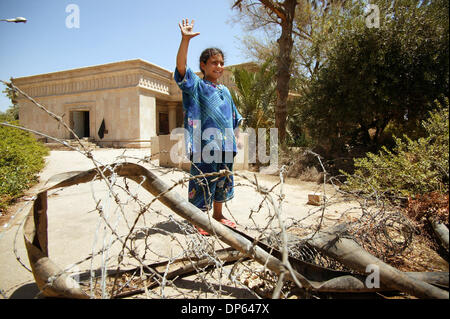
[430,219,449,252]
[305,223,449,299]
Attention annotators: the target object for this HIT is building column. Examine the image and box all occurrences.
[139,93,156,138]
[168,102,177,133]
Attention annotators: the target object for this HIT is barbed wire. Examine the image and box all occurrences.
[0,80,430,299]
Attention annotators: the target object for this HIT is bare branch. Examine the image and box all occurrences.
[258,0,287,21]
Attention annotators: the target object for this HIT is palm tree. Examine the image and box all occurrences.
[230,60,277,167]
[230,60,276,131]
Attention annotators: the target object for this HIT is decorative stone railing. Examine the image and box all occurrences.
[12,59,178,100]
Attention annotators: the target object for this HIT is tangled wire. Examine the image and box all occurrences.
[1,80,436,300]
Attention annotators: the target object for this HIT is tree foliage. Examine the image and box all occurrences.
[341,98,449,199]
[232,0,448,156]
[1,80,19,121]
[229,60,276,130]
[292,0,366,89]
[297,0,449,156]
[0,106,19,122]
[232,0,299,143]
[0,122,49,211]
[231,0,368,145]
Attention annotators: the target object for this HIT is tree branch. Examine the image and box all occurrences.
[258,0,287,21]
[232,0,287,21]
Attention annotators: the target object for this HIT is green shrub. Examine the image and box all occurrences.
[341,98,449,199]
[0,121,49,210]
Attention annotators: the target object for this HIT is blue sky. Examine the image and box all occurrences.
[0,0,253,112]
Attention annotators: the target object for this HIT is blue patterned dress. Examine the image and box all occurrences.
[174,67,243,210]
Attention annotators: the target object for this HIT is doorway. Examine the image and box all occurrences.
[71,110,90,138]
[159,112,169,135]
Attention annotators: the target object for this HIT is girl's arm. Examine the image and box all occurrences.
[176,19,200,78]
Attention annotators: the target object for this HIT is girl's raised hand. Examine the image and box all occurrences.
[179,19,200,40]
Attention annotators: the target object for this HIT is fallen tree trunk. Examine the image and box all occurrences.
[23,163,449,299]
[114,250,449,298]
[305,223,449,299]
[231,226,449,294]
[23,191,89,298]
[430,218,449,252]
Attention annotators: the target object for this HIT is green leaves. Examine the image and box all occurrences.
[0,121,49,210]
[341,98,449,199]
[229,60,277,130]
[297,0,448,157]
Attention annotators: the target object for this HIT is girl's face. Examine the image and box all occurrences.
[200,54,224,84]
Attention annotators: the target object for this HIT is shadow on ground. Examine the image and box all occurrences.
[9,283,40,299]
[172,277,257,299]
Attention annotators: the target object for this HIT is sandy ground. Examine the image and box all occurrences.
[0,148,359,299]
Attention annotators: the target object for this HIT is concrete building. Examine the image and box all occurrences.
[13,59,184,148]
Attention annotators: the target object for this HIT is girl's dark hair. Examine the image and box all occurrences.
[199,48,224,75]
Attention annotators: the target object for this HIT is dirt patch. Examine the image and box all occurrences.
[0,187,41,229]
[391,235,449,272]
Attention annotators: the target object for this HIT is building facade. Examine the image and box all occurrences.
[13,58,246,148]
